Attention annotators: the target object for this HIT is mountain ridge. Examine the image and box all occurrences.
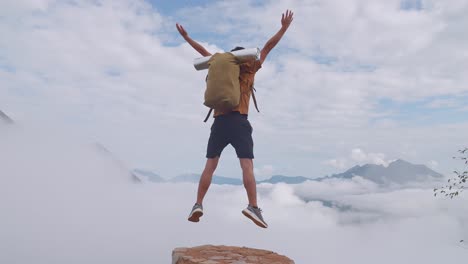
[328,159,443,184]
[134,159,444,185]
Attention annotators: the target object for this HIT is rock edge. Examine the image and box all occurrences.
[172,245,294,264]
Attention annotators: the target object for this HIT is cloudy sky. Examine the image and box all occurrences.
[1,0,468,180]
[1,124,468,263]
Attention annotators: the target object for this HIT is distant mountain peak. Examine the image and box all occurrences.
[329,159,443,184]
[132,169,164,183]
[259,175,312,184]
[390,159,410,165]
[134,159,443,186]
[169,173,242,185]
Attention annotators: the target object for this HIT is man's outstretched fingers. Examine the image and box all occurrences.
[176,23,188,38]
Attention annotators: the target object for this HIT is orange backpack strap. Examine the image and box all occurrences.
[204,108,213,122]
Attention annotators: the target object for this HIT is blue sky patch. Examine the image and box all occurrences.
[373,95,468,126]
[400,0,423,11]
[105,68,122,77]
[0,63,15,73]
[147,0,214,15]
[147,0,267,15]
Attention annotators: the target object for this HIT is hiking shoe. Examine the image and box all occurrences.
[242,205,268,228]
[188,203,203,222]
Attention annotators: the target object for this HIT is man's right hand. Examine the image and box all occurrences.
[175,23,212,57]
[281,10,294,29]
[176,23,189,39]
[259,9,294,63]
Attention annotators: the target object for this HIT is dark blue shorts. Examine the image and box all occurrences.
[206,112,254,159]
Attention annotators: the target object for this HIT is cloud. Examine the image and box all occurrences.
[429,159,439,169]
[0,0,225,178]
[268,183,305,207]
[350,148,389,166]
[2,126,468,264]
[2,5,468,264]
[1,0,468,180]
[172,0,468,177]
[324,148,392,170]
[3,124,468,263]
[254,164,275,179]
[350,148,369,162]
[323,158,347,169]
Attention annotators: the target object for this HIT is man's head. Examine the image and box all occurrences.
[230,46,245,52]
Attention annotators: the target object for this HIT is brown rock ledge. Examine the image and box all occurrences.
[172,245,295,264]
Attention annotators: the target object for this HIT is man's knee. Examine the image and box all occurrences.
[204,158,219,173]
[239,158,253,172]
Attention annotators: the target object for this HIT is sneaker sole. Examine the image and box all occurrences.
[242,209,268,228]
[188,209,203,222]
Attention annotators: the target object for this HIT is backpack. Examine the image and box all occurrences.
[204,52,240,112]
[202,52,260,122]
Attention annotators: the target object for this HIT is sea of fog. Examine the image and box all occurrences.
[1,125,467,264]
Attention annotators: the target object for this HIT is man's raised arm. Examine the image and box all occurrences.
[260,10,294,64]
[176,23,212,57]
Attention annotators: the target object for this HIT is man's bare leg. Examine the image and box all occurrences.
[188,158,219,222]
[196,157,219,205]
[239,158,257,207]
[240,158,268,228]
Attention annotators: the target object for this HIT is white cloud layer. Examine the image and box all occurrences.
[325,148,392,169]
[350,148,390,165]
[1,0,468,179]
[254,164,275,179]
[323,158,347,169]
[1,126,468,263]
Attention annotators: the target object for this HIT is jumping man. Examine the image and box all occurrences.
[176,9,294,228]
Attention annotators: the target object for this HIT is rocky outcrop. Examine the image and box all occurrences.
[172,245,294,264]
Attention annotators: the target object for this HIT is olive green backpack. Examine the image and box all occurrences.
[203,52,259,122]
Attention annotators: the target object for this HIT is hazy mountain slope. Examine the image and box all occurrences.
[136,159,444,186]
[328,159,443,184]
[132,169,165,182]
